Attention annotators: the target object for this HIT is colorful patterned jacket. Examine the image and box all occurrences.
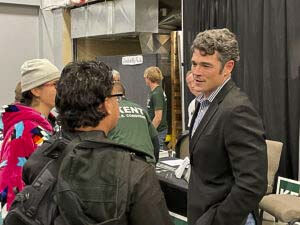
[0,103,54,210]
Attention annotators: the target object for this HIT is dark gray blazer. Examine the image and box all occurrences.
[188,80,267,225]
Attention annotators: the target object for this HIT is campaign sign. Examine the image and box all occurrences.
[276,176,300,196]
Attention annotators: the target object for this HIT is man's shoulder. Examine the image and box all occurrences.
[223,86,253,106]
[218,86,258,117]
[121,99,143,108]
[61,131,152,160]
[92,141,153,175]
[127,153,155,179]
[119,100,147,117]
[153,85,163,93]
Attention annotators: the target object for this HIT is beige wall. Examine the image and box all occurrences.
[76,38,142,61]
[62,9,72,65]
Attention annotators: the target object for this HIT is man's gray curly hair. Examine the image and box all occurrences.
[191,28,240,68]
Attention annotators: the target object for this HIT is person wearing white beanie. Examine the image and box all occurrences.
[20,58,60,117]
[0,58,60,210]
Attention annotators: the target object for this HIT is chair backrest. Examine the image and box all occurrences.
[265,140,283,194]
[175,133,189,159]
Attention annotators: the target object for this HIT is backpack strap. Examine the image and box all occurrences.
[51,136,82,175]
[11,137,82,219]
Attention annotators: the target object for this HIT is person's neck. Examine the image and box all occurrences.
[32,103,51,118]
[149,82,159,91]
[77,124,109,135]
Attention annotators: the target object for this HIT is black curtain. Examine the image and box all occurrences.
[183,0,300,180]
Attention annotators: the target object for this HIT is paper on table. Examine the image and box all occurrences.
[159,150,169,158]
[161,159,184,167]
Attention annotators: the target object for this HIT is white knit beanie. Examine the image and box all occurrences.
[21,59,60,92]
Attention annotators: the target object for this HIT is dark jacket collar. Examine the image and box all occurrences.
[63,129,154,159]
[211,79,236,105]
[190,80,237,147]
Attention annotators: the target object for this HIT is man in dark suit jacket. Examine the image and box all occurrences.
[188,28,267,225]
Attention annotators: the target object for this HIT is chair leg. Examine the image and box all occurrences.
[259,209,264,222]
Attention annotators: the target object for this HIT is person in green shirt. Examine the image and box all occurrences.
[144,66,168,150]
[108,82,159,163]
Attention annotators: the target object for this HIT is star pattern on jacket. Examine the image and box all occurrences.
[17,157,27,167]
[31,126,50,146]
[3,105,20,113]
[0,160,7,168]
[15,121,24,139]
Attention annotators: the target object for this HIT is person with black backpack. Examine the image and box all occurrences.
[14,60,173,225]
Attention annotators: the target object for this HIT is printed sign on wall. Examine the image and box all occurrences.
[122,55,143,65]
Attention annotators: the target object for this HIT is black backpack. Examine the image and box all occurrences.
[4,133,150,225]
[3,136,82,225]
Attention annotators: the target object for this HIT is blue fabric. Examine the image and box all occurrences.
[0,117,3,130]
[191,99,210,136]
[17,157,27,167]
[244,213,256,225]
[158,129,167,150]
[14,121,24,138]
[0,160,7,169]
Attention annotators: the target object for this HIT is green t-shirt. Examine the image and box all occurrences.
[146,86,168,132]
[108,99,157,163]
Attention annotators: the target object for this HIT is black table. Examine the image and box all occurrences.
[156,158,188,217]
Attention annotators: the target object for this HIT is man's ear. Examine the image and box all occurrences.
[224,60,235,75]
[102,98,110,115]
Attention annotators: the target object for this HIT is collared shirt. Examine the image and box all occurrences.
[191,78,231,137]
[187,98,196,128]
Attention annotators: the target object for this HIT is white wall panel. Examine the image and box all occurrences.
[0,3,63,106]
[0,0,40,6]
[0,4,39,105]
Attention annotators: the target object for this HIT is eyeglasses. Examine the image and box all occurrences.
[43,81,58,88]
[107,93,123,102]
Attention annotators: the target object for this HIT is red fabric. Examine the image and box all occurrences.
[0,104,53,209]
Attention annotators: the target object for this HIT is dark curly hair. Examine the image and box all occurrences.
[191,28,240,69]
[55,60,113,131]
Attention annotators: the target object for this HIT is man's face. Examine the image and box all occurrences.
[191,49,234,98]
[144,76,150,87]
[113,74,120,82]
[186,73,201,97]
[106,85,121,130]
